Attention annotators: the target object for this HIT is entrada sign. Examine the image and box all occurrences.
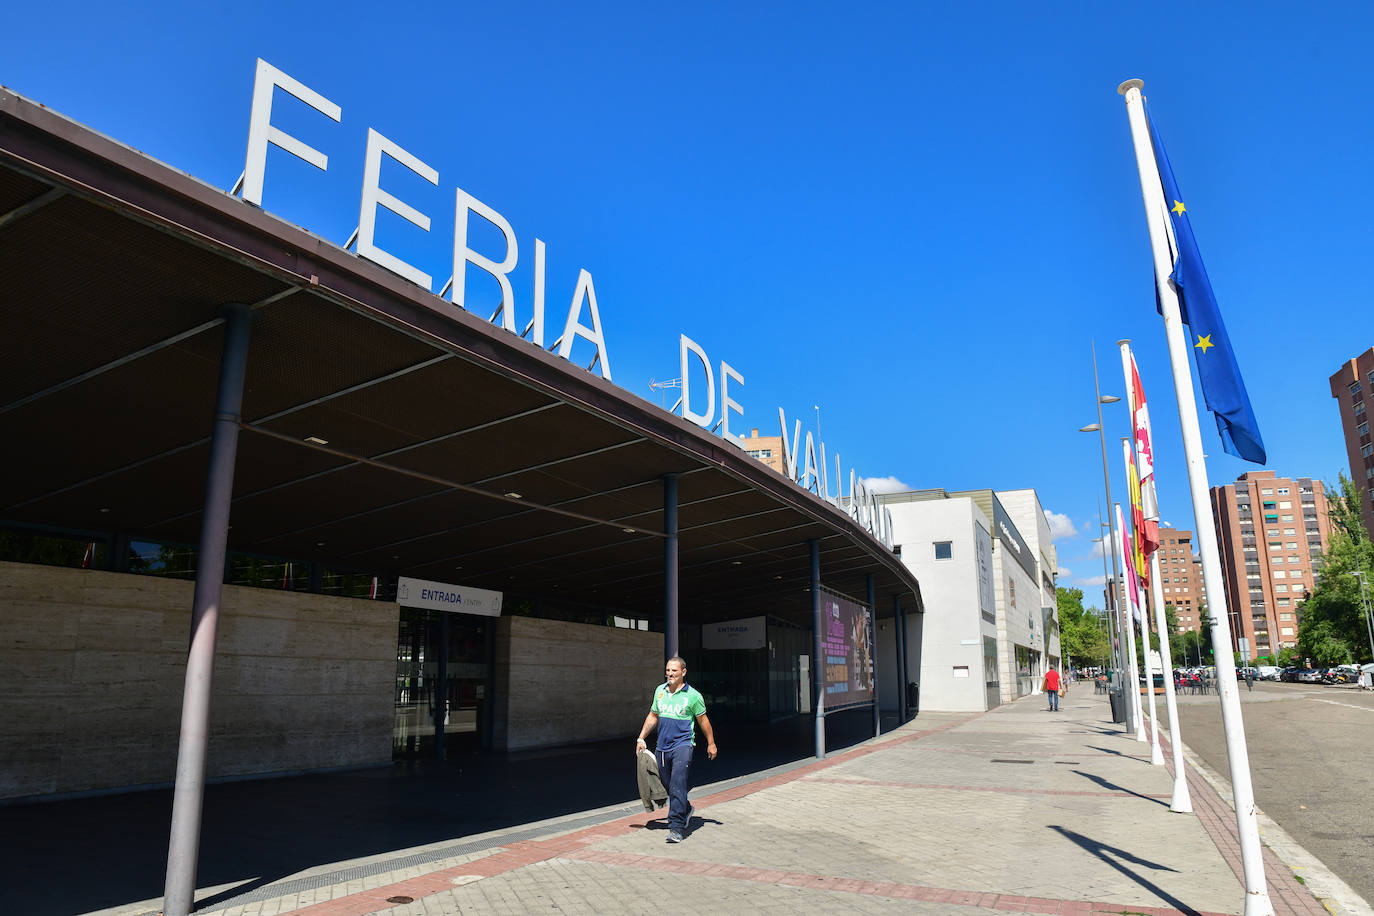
[239,59,892,550]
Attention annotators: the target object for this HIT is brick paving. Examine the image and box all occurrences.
[198,693,1360,916]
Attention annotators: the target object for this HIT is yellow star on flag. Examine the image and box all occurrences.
[1195,334,1214,354]
[1171,200,1186,216]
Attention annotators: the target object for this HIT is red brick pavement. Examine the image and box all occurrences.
[274,710,1331,916]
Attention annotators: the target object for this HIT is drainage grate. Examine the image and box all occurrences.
[386,896,414,904]
[1053,761,1080,765]
[989,759,1034,764]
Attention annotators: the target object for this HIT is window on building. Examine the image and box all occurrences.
[746,448,773,459]
[1283,527,1296,535]
[1282,515,1294,523]
[1277,487,1289,495]
[1357,401,1367,417]
[1262,489,1275,496]
[1353,381,1365,396]
[1275,584,1288,593]
[934,541,953,560]
[1278,602,1291,610]
[1360,422,1370,437]
[1363,443,1373,458]
[1273,570,1286,579]
[1279,500,1292,509]
[1287,542,1299,549]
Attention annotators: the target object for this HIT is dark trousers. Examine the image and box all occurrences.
[656,743,694,831]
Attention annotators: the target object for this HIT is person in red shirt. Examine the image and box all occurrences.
[1044,667,1061,711]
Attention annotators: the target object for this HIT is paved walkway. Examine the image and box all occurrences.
[139,691,1363,916]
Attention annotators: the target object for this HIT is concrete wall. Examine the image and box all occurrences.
[493,616,662,752]
[0,561,395,800]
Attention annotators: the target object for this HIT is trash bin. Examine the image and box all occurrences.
[1108,687,1125,723]
[907,681,920,717]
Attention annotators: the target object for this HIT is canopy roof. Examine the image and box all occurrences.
[0,89,920,626]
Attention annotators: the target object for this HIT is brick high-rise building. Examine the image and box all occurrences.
[739,427,785,475]
[1329,348,1374,543]
[1210,471,1331,659]
[1156,527,1206,634]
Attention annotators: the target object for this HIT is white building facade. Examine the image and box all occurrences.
[880,487,1061,711]
[997,488,1062,683]
[881,492,1000,711]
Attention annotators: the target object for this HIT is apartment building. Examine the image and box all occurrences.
[1210,471,1331,658]
[1329,348,1374,542]
[739,427,786,475]
[1156,527,1206,633]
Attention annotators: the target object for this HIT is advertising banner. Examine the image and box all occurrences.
[820,590,874,708]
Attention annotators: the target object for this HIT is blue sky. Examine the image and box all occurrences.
[4,2,1371,597]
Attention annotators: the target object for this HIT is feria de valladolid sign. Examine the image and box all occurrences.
[238,59,893,549]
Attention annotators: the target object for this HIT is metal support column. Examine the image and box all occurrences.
[867,574,879,737]
[434,612,449,759]
[899,598,913,719]
[162,303,253,916]
[664,474,679,660]
[109,531,130,573]
[894,595,906,721]
[810,539,824,758]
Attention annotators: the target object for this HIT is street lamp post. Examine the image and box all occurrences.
[1081,342,1132,734]
[1349,570,1374,662]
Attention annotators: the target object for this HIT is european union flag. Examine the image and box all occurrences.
[1146,109,1266,464]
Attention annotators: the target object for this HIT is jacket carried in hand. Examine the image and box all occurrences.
[636,748,668,812]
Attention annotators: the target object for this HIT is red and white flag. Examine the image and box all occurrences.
[81,542,95,569]
[1121,344,1160,557]
[369,576,379,599]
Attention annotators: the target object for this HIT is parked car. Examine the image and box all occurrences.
[1297,668,1324,683]
[1280,666,1301,682]
[1256,666,1281,681]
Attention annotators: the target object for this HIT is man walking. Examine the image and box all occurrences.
[636,657,717,844]
[1044,666,1061,711]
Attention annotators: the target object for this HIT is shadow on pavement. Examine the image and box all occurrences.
[1072,770,1169,807]
[1048,825,1197,915]
[0,707,883,916]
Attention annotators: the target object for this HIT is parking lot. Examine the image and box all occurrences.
[1173,680,1374,904]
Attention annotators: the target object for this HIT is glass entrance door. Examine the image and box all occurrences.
[393,608,491,758]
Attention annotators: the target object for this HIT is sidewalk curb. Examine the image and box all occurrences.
[1172,731,1370,916]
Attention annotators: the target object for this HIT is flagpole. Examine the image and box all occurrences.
[1091,343,1134,735]
[1123,439,1165,764]
[1114,504,1146,742]
[1118,78,1272,916]
[1095,496,1120,684]
[1149,548,1192,810]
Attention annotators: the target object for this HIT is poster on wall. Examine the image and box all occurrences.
[820,590,874,708]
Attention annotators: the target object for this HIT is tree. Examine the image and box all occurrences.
[1057,586,1110,669]
[1297,473,1374,665]
[1277,646,1300,666]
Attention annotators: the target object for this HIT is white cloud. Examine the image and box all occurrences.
[1072,574,1107,587]
[1044,509,1078,541]
[1058,566,1073,578]
[863,475,911,494]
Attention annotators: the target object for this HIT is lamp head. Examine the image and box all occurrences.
[1100,395,1122,404]
[1079,424,1101,433]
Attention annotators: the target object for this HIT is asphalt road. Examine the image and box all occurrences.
[1172,680,1374,904]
